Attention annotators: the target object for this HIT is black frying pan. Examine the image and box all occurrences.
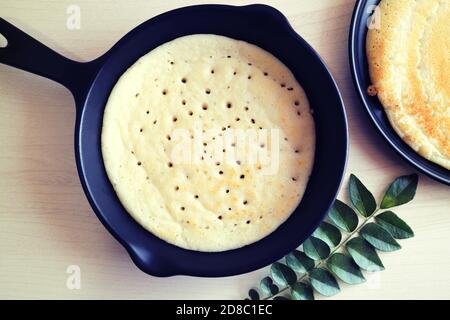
[350,0,450,185]
[0,4,348,277]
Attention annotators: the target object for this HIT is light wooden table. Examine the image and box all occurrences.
[0,0,449,300]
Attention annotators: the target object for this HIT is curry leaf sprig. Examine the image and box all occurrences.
[247,173,418,300]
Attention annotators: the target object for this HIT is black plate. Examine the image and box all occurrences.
[349,0,450,185]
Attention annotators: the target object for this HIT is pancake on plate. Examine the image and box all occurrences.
[366,0,450,169]
[101,34,315,251]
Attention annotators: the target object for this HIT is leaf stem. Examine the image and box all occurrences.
[264,208,380,300]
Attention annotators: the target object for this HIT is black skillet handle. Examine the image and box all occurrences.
[0,18,101,102]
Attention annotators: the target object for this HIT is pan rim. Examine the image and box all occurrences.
[75,3,349,277]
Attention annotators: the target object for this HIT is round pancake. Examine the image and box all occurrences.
[366,0,450,169]
[101,34,315,252]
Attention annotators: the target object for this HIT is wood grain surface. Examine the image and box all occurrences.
[0,0,449,300]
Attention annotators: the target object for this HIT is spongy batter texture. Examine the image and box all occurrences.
[367,0,450,169]
[102,35,315,251]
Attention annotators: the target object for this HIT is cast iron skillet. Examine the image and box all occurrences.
[350,0,450,185]
[0,4,348,277]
